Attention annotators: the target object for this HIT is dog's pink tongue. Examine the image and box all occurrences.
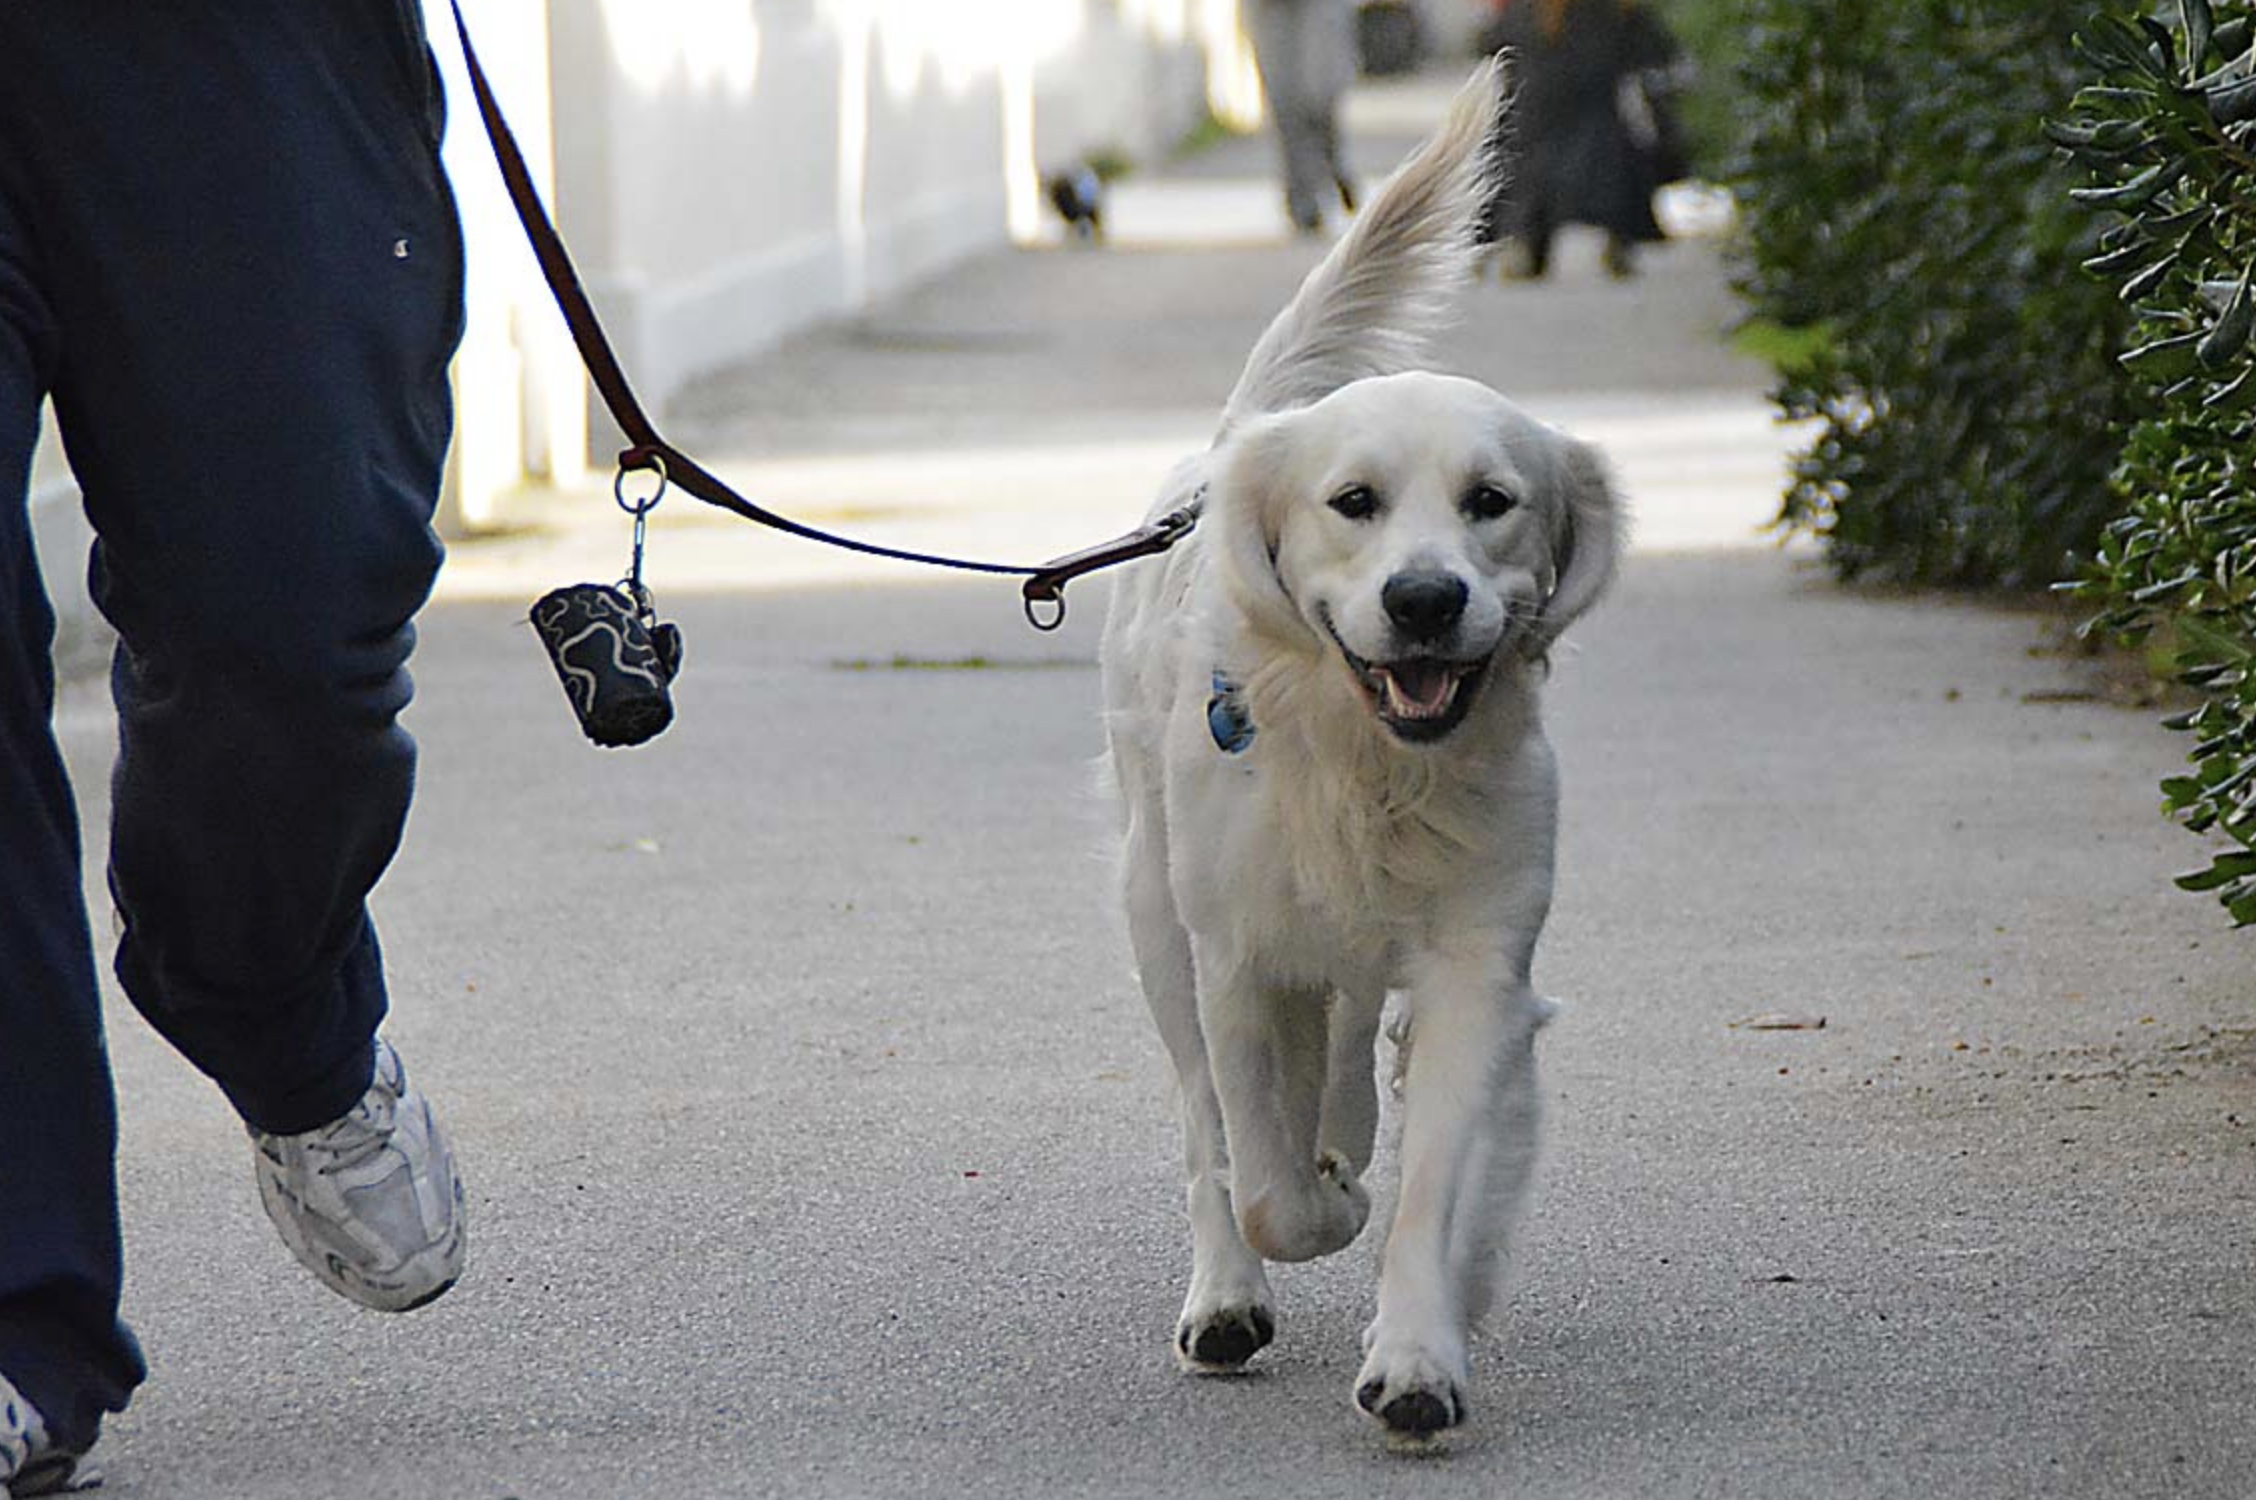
[1381,661,1457,718]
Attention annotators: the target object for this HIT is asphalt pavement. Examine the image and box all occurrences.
[48,69,2255,1500]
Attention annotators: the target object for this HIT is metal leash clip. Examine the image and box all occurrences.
[526,453,686,748]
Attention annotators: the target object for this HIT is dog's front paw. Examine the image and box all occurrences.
[1353,1338,1469,1441]
[1175,1301,1276,1373]
[1238,1150,1372,1262]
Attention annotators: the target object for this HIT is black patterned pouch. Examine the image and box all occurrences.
[529,582,683,747]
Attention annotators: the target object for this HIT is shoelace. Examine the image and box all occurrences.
[297,1094,399,1176]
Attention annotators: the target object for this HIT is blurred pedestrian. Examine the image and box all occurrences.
[1247,0,1361,235]
[2,5,470,1493]
[1479,0,1687,279]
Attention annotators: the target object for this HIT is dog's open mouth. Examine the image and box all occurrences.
[1362,656,1488,740]
[1324,616,1490,742]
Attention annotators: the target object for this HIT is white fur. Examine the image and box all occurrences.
[1098,60,1622,1441]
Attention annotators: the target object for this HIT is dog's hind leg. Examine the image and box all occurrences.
[1451,994,1558,1324]
[1123,830,1276,1371]
[1319,988,1387,1177]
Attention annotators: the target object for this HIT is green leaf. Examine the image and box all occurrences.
[2121,330,2207,381]
[2083,236,2160,275]
[2132,570,2203,602]
[2176,611,2255,665]
[2072,85,2155,112]
[2140,203,2216,239]
[2138,15,2182,75]
[2181,0,2216,72]
[2045,116,2150,155]
[2069,161,2176,206]
[2121,253,2179,302]
[2203,365,2256,412]
[2209,74,2256,125]
[2196,265,2255,367]
[2174,850,2256,891]
[2190,40,2256,91]
[2076,21,2145,71]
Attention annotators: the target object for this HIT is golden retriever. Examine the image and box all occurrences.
[1098,59,1621,1441]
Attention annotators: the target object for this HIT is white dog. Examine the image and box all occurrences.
[1098,60,1620,1440]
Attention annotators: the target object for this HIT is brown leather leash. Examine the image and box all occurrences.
[444,0,1194,630]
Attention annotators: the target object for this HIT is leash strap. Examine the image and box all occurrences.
[443,0,1191,627]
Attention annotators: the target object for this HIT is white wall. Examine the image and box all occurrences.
[1031,0,1262,171]
[436,0,588,531]
[537,0,1241,453]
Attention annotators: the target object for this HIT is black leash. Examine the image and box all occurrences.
[444,0,1195,636]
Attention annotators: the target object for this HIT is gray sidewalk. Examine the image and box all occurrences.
[51,66,2255,1500]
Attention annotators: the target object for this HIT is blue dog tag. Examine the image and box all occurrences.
[1208,670,1255,754]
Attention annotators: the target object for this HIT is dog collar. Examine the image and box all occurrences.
[1208,670,1255,754]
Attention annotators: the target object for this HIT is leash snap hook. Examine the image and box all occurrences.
[613,448,669,606]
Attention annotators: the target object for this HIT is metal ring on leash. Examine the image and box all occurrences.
[1022,588,1067,633]
[614,450,669,516]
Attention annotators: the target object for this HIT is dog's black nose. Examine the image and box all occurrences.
[1381,571,1468,640]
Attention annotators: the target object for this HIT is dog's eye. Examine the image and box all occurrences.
[1463,483,1518,521]
[1328,484,1380,522]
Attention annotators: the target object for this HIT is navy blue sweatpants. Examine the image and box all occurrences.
[0,2,464,1450]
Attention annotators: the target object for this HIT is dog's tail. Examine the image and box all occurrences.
[1219,57,1509,432]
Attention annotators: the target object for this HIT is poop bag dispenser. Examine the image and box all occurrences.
[529,581,683,747]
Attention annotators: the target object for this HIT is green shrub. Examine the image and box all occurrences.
[1729,0,2135,587]
[1653,0,1745,178]
[2054,1,2256,921]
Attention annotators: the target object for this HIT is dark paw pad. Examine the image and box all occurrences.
[1358,1381,1463,1435]
[1179,1306,1276,1368]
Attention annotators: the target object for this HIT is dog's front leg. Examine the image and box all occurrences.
[1194,941,1373,1266]
[1124,837,1276,1369]
[1354,954,1549,1439]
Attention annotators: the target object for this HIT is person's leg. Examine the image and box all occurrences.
[1521,201,1557,280]
[5,2,462,1135]
[1248,4,1330,232]
[1326,110,1358,217]
[1602,233,1638,280]
[0,157,147,1458]
[1277,106,1334,233]
[1311,1,1358,215]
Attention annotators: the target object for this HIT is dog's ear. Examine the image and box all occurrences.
[1211,412,1310,642]
[1529,435,1623,655]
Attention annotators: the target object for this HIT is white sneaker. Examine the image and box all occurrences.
[0,1372,98,1497]
[250,1037,466,1312]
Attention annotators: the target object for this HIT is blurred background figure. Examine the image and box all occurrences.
[1478,0,1687,279]
[1046,162,1108,243]
[1246,0,1361,235]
